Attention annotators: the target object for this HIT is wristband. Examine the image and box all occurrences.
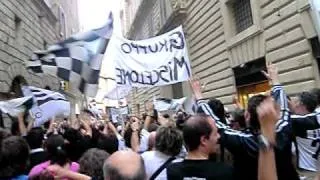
[258,134,275,151]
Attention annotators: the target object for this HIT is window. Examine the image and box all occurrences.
[14,15,23,41]
[232,0,253,33]
[43,40,48,49]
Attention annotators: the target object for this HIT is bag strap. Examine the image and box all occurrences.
[149,156,175,180]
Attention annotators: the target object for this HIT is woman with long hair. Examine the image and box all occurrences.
[29,134,79,179]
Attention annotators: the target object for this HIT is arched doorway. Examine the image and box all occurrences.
[10,75,28,98]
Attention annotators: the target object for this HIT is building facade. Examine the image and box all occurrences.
[124,0,320,114]
[0,0,80,127]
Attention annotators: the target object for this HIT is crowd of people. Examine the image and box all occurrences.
[1,62,320,180]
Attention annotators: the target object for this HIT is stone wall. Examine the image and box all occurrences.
[186,0,319,109]
[0,0,63,92]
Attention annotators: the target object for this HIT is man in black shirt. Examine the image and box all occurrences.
[25,127,48,171]
[191,63,299,180]
[167,114,233,180]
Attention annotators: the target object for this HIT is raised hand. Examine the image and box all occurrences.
[257,97,279,144]
[189,78,203,100]
[261,62,280,85]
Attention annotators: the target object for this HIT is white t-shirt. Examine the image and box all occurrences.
[296,136,320,171]
[116,129,150,152]
[141,151,182,180]
[296,107,320,172]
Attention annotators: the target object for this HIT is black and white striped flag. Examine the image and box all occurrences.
[22,86,70,127]
[27,13,113,97]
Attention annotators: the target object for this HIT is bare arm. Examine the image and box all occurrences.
[47,165,91,180]
[259,148,277,180]
[257,97,278,180]
[17,112,27,136]
[130,120,140,152]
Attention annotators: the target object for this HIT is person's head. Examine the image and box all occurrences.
[26,127,45,149]
[103,151,146,180]
[63,127,86,161]
[175,111,189,130]
[155,125,183,156]
[148,131,157,151]
[0,136,30,178]
[183,115,220,156]
[124,116,142,148]
[208,98,226,124]
[246,94,268,130]
[45,134,68,166]
[311,88,320,106]
[79,148,110,180]
[230,108,246,130]
[97,134,119,154]
[292,92,317,115]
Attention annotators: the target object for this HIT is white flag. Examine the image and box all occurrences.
[0,96,33,117]
[22,86,70,127]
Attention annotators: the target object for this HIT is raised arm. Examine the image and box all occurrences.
[17,112,27,136]
[257,97,278,180]
[262,62,290,131]
[190,79,255,154]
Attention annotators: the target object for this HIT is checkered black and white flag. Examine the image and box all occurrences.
[22,86,70,127]
[27,13,113,97]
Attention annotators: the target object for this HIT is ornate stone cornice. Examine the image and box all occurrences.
[127,0,188,38]
[32,0,57,26]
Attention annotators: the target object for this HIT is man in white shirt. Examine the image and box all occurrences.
[141,125,183,180]
[291,91,319,179]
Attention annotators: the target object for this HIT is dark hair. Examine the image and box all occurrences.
[82,109,96,118]
[155,125,183,156]
[124,128,133,148]
[231,108,246,129]
[45,134,68,166]
[26,127,45,149]
[79,148,109,180]
[208,98,227,124]
[247,94,268,130]
[183,115,212,151]
[176,112,189,130]
[63,128,86,161]
[148,123,159,132]
[124,127,142,149]
[298,91,317,113]
[311,88,320,106]
[103,157,146,180]
[97,134,119,154]
[0,136,30,178]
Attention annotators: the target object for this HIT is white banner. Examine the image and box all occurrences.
[109,26,191,87]
[154,97,187,112]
